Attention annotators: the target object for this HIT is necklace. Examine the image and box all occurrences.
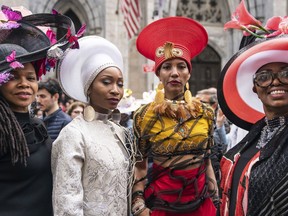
[256,116,288,149]
[152,97,205,119]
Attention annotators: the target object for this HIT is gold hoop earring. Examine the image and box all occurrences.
[154,82,164,104]
[83,105,95,122]
[184,82,192,104]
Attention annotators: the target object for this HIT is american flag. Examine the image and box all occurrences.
[120,0,141,39]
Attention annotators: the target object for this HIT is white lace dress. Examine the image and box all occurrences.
[51,114,134,216]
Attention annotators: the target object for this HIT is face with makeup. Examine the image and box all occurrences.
[88,66,124,114]
[157,58,191,100]
[0,63,38,112]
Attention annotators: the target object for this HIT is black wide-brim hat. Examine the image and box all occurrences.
[0,13,75,75]
[217,35,288,130]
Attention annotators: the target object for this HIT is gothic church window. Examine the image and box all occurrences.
[176,0,222,23]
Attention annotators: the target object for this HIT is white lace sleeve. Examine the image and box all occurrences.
[51,124,85,216]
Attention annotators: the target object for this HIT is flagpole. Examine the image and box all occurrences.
[115,0,120,14]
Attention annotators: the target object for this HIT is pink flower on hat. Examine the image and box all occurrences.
[66,24,86,49]
[46,29,57,45]
[265,16,288,37]
[0,5,22,29]
[224,0,269,38]
[224,0,262,30]
[6,50,24,69]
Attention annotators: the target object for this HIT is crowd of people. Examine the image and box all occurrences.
[1,1,288,215]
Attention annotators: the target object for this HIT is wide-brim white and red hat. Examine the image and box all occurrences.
[57,35,124,103]
[217,35,288,130]
[136,16,208,74]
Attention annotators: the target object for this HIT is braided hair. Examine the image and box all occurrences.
[0,96,29,165]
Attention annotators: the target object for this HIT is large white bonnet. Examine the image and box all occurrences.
[57,35,124,103]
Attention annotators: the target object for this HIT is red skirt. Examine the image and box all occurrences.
[145,163,216,216]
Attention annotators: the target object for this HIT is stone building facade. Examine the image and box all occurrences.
[1,0,287,98]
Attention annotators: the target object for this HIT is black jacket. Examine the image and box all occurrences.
[0,113,53,216]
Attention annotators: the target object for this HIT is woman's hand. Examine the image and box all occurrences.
[216,108,226,128]
[137,207,151,216]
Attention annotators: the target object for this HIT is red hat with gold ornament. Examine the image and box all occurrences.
[136,16,208,75]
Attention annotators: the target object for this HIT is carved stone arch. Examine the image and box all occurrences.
[175,0,230,24]
[30,0,104,35]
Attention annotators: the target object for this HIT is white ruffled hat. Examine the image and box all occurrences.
[57,35,124,103]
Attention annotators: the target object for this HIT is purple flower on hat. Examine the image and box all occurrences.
[52,9,60,15]
[6,50,24,69]
[0,71,13,86]
[0,5,22,29]
[66,24,86,49]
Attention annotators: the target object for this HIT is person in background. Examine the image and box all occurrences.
[218,1,288,215]
[196,88,228,186]
[52,35,136,216]
[117,88,141,129]
[37,78,71,140]
[0,5,75,216]
[66,101,86,119]
[34,107,43,118]
[132,17,218,216]
[226,124,248,151]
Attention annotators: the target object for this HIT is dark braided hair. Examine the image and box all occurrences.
[0,96,29,165]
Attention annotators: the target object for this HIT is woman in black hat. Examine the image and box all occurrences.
[0,5,75,216]
[218,1,288,215]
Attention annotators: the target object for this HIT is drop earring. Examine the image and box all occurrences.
[184,82,192,104]
[154,82,165,104]
[83,105,95,122]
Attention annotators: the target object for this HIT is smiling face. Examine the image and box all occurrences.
[254,62,288,119]
[0,63,38,112]
[157,58,191,100]
[88,67,124,113]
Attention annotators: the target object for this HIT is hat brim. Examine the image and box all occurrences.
[136,16,208,62]
[57,36,124,103]
[218,36,288,130]
[0,13,75,74]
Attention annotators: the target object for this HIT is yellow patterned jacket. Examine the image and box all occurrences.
[133,101,214,157]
